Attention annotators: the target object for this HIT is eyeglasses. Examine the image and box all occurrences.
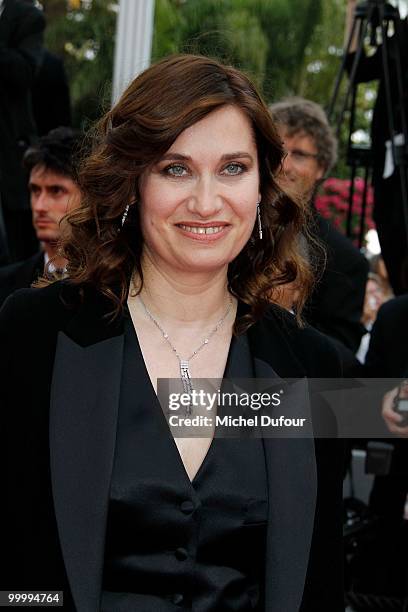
[285,149,319,165]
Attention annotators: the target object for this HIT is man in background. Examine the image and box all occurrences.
[0,127,82,307]
[0,0,45,262]
[270,97,369,355]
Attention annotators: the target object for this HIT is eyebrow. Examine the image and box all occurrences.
[289,149,318,158]
[28,182,67,189]
[159,152,254,162]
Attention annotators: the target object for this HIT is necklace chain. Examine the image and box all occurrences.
[138,293,233,415]
[138,294,233,362]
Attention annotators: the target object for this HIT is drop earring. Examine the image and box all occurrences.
[121,203,130,227]
[257,201,263,240]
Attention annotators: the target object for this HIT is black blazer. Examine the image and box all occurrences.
[306,213,368,354]
[0,281,344,612]
[364,294,408,378]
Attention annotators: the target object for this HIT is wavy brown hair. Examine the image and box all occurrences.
[62,54,315,332]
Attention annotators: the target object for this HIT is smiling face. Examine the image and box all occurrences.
[29,165,81,243]
[138,105,260,276]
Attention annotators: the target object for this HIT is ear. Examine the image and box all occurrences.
[257,193,262,203]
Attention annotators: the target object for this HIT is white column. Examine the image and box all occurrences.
[112,0,155,105]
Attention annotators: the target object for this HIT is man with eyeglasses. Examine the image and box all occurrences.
[270,97,369,357]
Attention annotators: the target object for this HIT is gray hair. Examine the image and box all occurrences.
[269,97,338,174]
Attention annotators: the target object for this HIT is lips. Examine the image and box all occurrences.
[178,224,225,235]
[176,222,230,241]
[35,219,54,226]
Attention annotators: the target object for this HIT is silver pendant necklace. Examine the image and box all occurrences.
[138,294,233,415]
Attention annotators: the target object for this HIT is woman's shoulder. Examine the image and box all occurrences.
[262,302,334,343]
[0,280,78,336]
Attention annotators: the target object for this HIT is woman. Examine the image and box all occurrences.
[0,55,343,611]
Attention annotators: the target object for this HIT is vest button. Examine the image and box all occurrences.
[180,500,195,514]
[171,593,184,605]
[175,547,188,561]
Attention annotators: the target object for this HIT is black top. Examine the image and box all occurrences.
[101,315,269,611]
[0,281,345,611]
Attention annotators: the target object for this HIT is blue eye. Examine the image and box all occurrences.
[165,164,188,177]
[222,163,245,175]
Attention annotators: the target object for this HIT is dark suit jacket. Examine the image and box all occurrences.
[364,294,408,512]
[0,281,344,612]
[0,0,45,211]
[365,294,408,378]
[0,250,43,306]
[360,297,408,597]
[306,213,369,354]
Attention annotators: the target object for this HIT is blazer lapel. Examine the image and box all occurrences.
[248,310,317,612]
[49,299,124,612]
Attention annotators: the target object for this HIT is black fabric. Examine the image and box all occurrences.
[0,196,9,265]
[101,316,268,611]
[352,296,408,598]
[1,207,38,262]
[364,294,408,378]
[305,213,369,354]
[0,250,43,307]
[0,281,344,611]
[364,294,408,520]
[31,50,71,136]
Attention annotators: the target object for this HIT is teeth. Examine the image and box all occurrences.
[179,224,225,235]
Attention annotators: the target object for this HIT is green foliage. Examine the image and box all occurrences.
[43,0,362,155]
[152,0,183,58]
[152,0,325,101]
[247,0,323,100]
[297,0,345,105]
[153,0,268,89]
[44,0,117,129]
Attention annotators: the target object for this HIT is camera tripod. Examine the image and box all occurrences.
[329,0,408,253]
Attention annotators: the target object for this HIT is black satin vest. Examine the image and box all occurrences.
[101,314,269,611]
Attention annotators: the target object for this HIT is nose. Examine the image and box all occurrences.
[282,151,296,176]
[32,191,49,212]
[186,175,223,218]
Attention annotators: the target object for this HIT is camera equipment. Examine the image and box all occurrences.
[329,0,408,249]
